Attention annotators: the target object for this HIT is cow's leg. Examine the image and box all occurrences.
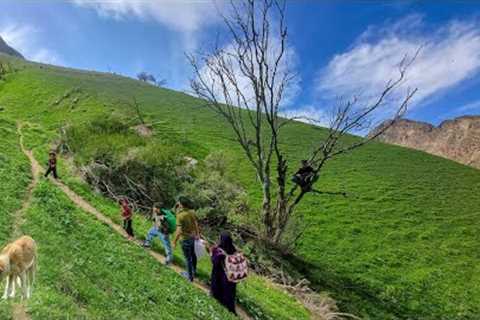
[2,275,10,299]
[29,259,36,298]
[26,269,32,298]
[19,273,27,300]
[8,275,16,298]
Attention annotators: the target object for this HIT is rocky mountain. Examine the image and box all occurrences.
[371,116,480,169]
[0,35,24,59]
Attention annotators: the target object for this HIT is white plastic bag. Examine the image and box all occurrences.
[194,239,207,259]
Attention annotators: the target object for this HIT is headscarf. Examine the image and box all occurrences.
[218,231,236,255]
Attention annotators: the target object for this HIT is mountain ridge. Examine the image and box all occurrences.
[371,115,480,169]
[0,35,24,59]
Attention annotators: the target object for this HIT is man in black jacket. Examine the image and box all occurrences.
[292,160,314,190]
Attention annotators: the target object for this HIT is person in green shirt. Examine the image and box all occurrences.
[173,196,200,282]
[142,205,175,266]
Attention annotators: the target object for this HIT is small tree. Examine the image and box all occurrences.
[137,71,166,87]
[155,78,167,87]
[189,0,418,244]
[137,71,151,82]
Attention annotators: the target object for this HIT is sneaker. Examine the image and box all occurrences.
[180,271,192,282]
[142,241,151,248]
[165,259,171,266]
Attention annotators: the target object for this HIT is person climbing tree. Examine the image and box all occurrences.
[292,160,314,190]
[172,196,200,282]
[44,151,59,179]
[120,198,134,238]
[143,205,176,266]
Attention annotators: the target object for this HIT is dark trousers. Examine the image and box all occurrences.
[181,238,197,281]
[45,166,58,179]
[123,219,134,237]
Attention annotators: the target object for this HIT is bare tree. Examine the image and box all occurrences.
[155,78,168,87]
[137,71,167,87]
[188,0,418,244]
[137,71,151,82]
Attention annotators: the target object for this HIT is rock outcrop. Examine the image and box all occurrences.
[371,116,480,169]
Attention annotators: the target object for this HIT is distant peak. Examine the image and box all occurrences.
[0,35,24,59]
[370,115,480,169]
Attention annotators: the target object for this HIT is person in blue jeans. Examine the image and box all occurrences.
[143,206,173,265]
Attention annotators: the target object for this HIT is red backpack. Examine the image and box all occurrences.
[218,248,248,283]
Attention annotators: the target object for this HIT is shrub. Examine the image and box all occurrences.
[182,152,249,226]
[62,116,185,211]
[82,143,184,210]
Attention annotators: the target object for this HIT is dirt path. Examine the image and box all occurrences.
[50,178,252,320]
[16,123,252,320]
[12,124,41,239]
[10,123,41,320]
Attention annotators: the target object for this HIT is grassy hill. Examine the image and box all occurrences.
[1,55,480,319]
[0,118,239,320]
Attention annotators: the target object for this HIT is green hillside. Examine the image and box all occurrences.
[0,119,240,319]
[1,55,480,319]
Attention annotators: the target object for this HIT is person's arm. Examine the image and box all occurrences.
[194,217,201,239]
[172,225,182,249]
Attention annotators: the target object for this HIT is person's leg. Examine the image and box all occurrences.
[52,167,58,179]
[159,233,173,264]
[181,239,195,281]
[44,167,52,178]
[192,243,197,276]
[144,227,159,246]
[127,219,134,237]
[227,284,237,314]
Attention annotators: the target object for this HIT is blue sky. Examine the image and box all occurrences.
[1,0,480,126]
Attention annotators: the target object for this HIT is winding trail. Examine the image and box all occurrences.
[17,124,252,320]
[10,123,39,320]
[12,124,41,239]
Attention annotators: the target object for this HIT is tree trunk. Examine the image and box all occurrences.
[262,179,275,237]
[272,198,288,244]
[273,189,307,244]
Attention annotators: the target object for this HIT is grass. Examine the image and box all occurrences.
[0,120,237,320]
[0,119,31,241]
[0,118,32,319]
[1,55,480,319]
[19,122,312,320]
[20,181,237,320]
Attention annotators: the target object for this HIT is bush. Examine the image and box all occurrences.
[182,152,249,226]
[83,143,184,210]
[61,116,185,211]
[88,116,130,134]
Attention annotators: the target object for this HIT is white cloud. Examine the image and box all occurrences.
[195,38,300,110]
[281,105,330,127]
[458,99,480,113]
[72,0,222,32]
[317,15,480,113]
[0,24,63,65]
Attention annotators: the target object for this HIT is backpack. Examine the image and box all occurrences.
[218,248,248,283]
[161,208,177,234]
